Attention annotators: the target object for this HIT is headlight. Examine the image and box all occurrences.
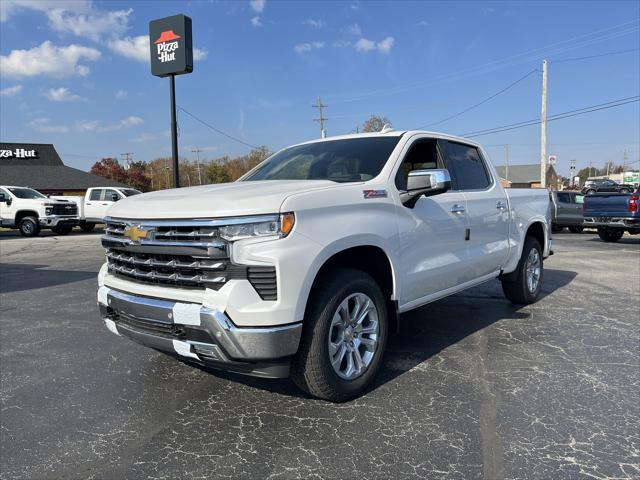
[219,213,295,241]
[45,206,53,215]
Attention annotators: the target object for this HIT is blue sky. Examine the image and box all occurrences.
[1,0,638,177]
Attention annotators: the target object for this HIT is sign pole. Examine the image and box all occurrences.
[170,74,179,188]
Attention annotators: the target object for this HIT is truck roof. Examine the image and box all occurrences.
[292,130,483,149]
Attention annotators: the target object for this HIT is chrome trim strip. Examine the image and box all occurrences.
[104,214,279,228]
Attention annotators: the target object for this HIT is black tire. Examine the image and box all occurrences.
[568,226,583,234]
[51,225,73,235]
[501,236,543,305]
[291,268,389,402]
[619,188,631,194]
[551,224,564,233]
[586,189,596,195]
[80,222,95,233]
[18,216,40,237]
[597,228,624,242]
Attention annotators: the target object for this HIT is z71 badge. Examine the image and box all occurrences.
[363,189,388,199]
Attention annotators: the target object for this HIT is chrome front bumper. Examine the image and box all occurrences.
[98,286,302,378]
[40,215,79,227]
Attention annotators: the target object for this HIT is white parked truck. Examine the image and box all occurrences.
[0,186,79,236]
[52,187,141,232]
[97,131,551,401]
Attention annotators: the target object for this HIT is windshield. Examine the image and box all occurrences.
[8,187,46,199]
[122,189,141,197]
[242,137,402,182]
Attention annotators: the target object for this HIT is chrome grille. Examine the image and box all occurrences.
[103,217,277,299]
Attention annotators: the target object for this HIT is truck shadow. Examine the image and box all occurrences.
[0,263,96,294]
[196,268,577,400]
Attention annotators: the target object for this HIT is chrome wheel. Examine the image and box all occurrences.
[525,248,541,293]
[328,292,379,380]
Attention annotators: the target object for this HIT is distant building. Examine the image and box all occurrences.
[0,142,128,195]
[494,164,560,190]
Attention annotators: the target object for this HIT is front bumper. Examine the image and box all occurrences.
[40,216,79,227]
[98,286,302,378]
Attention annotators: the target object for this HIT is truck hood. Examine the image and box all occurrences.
[106,180,343,219]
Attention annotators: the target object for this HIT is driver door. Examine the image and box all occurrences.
[394,137,470,307]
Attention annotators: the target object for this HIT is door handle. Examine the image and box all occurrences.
[450,204,466,214]
[86,202,92,205]
[496,201,507,210]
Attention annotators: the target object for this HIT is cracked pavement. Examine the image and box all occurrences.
[1,230,638,479]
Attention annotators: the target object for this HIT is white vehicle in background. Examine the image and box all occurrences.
[97,130,551,401]
[0,185,79,236]
[52,187,141,232]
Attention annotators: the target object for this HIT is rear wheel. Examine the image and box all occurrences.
[568,226,583,233]
[501,236,543,305]
[586,189,596,195]
[52,225,73,235]
[619,188,631,194]
[80,222,95,232]
[597,228,624,242]
[291,268,388,402]
[19,216,40,237]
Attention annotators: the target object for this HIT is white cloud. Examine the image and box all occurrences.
[355,36,395,54]
[29,117,69,133]
[0,84,22,96]
[1,0,88,22]
[115,89,127,100]
[47,7,132,42]
[77,119,100,132]
[107,35,149,62]
[108,35,208,63]
[303,19,325,28]
[76,116,143,133]
[44,87,83,102]
[416,20,430,27]
[0,41,101,78]
[250,0,266,13]
[346,23,362,36]
[294,41,325,54]
[130,132,157,143]
[250,16,262,27]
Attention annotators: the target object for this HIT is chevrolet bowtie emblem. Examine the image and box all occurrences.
[123,225,151,242]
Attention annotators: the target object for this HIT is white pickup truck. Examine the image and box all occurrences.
[0,185,79,236]
[53,187,141,232]
[97,131,551,401]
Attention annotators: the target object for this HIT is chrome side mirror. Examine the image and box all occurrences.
[400,168,451,208]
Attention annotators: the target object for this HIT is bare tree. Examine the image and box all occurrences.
[361,115,391,133]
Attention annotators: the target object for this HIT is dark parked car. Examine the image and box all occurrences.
[582,179,634,195]
[550,190,584,233]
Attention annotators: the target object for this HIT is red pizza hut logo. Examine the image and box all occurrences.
[154,30,181,63]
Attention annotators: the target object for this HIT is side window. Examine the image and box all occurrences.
[395,139,440,190]
[104,189,121,201]
[89,189,102,201]
[557,192,570,203]
[439,140,491,190]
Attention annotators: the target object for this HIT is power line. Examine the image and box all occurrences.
[462,96,640,138]
[416,69,539,129]
[551,47,640,63]
[177,106,262,150]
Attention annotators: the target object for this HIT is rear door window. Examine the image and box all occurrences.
[439,140,491,190]
[89,189,102,201]
[557,192,571,203]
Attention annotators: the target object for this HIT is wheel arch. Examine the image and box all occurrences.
[15,209,39,223]
[300,243,400,333]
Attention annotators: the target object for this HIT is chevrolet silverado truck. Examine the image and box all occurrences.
[52,186,141,232]
[0,185,79,236]
[583,191,640,242]
[97,131,551,401]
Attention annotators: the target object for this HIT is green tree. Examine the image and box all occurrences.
[361,115,391,133]
[204,162,231,184]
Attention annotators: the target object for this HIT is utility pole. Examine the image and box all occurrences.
[540,59,548,189]
[312,96,328,138]
[569,159,576,188]
[120,152,134,169]
[191,147,203,185]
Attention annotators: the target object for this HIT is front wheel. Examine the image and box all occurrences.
[586,189,596,195]
[501,236,543,305]
[597,228,624,242]
[291,268,388,402]
[19,217,40,237]
[568,226,583,233]
[619,188,631,194]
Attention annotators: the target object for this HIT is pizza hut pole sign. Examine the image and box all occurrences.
[149,14,193,188]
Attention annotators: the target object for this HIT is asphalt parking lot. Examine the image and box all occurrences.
[1,230,638,480]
